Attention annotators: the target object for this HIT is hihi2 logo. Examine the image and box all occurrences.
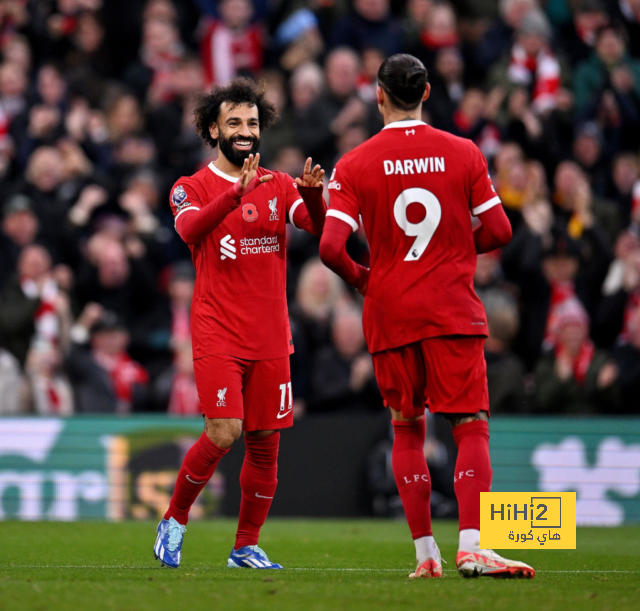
[480,492,576,549]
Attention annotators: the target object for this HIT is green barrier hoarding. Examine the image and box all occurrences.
[1,416,639,524]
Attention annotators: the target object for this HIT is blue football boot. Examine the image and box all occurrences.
[154,517,186,568]
[227,545,283,569]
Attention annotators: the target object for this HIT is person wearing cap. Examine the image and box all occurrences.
[0,194,38,288]
[534,298,619,413]
[65,305,150,413]
[486,9,564,115]
[572,121,612,198]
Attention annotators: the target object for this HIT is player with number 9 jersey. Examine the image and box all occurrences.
[327,119,498,354]
[320,54,533,581]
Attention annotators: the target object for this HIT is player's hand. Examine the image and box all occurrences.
[295,157,325,189]
[235,153,273,197]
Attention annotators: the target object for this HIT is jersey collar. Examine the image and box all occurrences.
[208,161,239,183]
[382,119,427,130]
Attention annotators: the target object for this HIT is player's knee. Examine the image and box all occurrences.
[204,418,242,448]
[390,408,423,422]
[445,410,489,428]
[244,429,276,438]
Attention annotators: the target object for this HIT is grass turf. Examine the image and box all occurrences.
[1,520,638,611]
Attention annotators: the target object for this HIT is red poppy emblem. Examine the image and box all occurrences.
[242,203,258,222]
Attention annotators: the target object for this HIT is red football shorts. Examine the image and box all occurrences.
[193,353,293,431]
[371,336,489,419]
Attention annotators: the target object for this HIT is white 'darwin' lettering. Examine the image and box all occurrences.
[384,157,445,175]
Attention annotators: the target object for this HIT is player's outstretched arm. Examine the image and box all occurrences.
[319,216,369,293]
[473,204,513,254]
[176,154,273,245]
[293,157,327,237]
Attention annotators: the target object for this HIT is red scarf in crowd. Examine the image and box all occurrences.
[200,19,263,86]
[420,31,459,50]
[555,339,595,385]
[94,352,149,405]
[507,44,560,113]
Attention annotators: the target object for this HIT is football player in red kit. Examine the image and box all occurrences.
[319,54,534,579]
[153,78,326,570]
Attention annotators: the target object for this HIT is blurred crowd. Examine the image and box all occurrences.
[0,0,639,417]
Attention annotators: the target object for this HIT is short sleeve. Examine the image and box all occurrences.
[469,145,501,217]
[169,179,202,226]
[285,178,304,227]
[326,158,360,232]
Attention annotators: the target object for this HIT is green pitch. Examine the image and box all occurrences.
[1,520,638,611]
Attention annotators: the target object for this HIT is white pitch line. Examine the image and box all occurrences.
[1,565,639,574]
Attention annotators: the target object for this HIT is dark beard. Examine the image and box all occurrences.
[218,133,260,168]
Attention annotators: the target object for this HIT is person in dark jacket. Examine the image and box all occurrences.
[309,307,382,413]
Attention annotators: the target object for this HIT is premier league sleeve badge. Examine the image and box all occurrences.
[172,185,189,210]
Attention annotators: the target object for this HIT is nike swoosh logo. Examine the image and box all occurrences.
[255,492,274,499]
[276,409,292,419]
[186,475,205,484]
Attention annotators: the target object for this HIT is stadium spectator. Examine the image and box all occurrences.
[0,348,22,414]
[297,47,369,171]
[610,0,640,57]
[486,9,562,116]
[200,0,263,87]
[0,60,28,124]
[611,305,640,412]
[534,298,619,413]
[405,2,460,75]
[0,244,59,366]
[609,152,638,226]
[596,230,640,346]
[557,0,610,67]
[290,258,347,362]
[66,306,150,413]
[552,160,618,246]
[23,341,74,415]
[331,0,403,57]
[470,0,538,75]
[573,25,640,130]
[124,17,185,106]
[309,307,381,413]
[0,194,39,288]
[73,235,157,331]
[424,46,465,132]
[482,289,527,413]
[272,8,324,73]
[158,343,200,416]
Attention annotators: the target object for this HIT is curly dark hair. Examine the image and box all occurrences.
[193,78,278,149]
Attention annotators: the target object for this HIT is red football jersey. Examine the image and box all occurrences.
[327,120,501,354]
[170,162,305,361]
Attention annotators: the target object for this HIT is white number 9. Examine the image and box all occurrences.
[393,188,442,261]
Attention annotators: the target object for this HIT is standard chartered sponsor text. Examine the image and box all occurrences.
[240,236,280,255]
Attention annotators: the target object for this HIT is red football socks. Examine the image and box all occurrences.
[165,432,229,525]
[392,418,433,539]
[452,420,493,531]
[234,432,280,550]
